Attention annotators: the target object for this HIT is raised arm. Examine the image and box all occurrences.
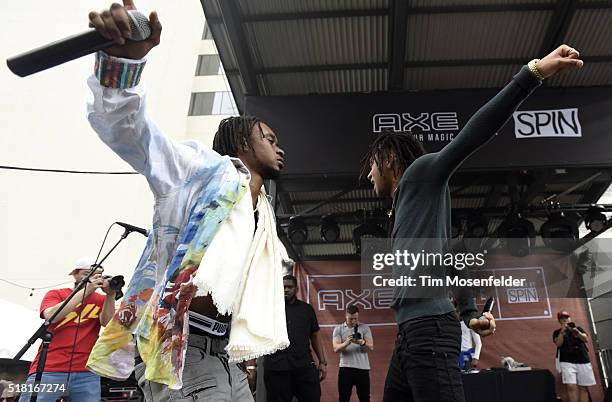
[87,1,219,196]
[434,45,583,175]
[87,66,209,196]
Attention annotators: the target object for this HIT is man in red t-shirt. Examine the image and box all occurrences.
[19,256,116,402]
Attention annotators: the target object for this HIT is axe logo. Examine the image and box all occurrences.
[372,112,459,133]
[306,274,397,326]
[317,288,394,311]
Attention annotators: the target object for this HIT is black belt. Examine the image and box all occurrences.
[189,322,230,338]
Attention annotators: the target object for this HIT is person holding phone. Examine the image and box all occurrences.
[553,311,596,402]
[332,305,373,402]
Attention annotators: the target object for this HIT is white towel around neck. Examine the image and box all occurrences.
[192,188,289,362]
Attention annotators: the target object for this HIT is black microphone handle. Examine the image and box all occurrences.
[7,29,114,77]
[116,221,148,237]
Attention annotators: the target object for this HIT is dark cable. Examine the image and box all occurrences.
[64,221,116,399]
[0,165,137,175]
[94,223,117,264]
[0,278,71,290]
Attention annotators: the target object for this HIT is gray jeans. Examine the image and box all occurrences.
[135,333,253,402]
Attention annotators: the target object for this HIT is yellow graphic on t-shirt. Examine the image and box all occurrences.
[56,303,101,328]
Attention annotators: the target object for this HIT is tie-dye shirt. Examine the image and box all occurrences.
[84,56,249,389]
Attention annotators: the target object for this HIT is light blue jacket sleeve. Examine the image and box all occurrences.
[86,72,219,196]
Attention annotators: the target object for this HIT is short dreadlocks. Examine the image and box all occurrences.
[360,131,427,179]
[212,116,262,157]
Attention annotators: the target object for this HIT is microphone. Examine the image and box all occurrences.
[7,10,151,77]
[116,222,149,237]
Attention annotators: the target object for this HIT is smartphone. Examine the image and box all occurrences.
[481,297,495,316]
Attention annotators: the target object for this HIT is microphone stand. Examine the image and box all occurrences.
[14,227,136,402]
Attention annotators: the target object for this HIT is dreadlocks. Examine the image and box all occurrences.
[360,131,427,180]
[212,116,262,157]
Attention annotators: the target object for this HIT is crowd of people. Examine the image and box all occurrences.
[6,0,593,401]
[12,259,598,402]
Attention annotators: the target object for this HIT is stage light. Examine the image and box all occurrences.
[540,213,578,252]
[584,207,607,232]
[320,215,340,242]
[467,214,489,238]
[497,213,536,257]
[352,222,386,254]
[288,217,308,245]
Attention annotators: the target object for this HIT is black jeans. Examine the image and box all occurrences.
[382,312,466,402]
[338,367,370,402]
[265,364,321,402]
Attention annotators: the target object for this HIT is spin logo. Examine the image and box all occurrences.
[513,108,581,138]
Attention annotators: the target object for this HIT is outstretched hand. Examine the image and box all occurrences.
[536,44,583,80]
[88,0,162,60]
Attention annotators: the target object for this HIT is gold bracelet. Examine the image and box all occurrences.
[528,59,545,81]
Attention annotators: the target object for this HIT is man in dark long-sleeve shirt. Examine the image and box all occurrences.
[362,45,584,402]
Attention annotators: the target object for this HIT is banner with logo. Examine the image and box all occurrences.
[245,86,612,176]
[513,107,581,139]
[295,260,604,402]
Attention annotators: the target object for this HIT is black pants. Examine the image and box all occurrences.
[338,367,370,402]
[382,312,466,402]
[265,364,321,402]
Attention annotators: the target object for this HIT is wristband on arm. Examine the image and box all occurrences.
[95,51,146,89]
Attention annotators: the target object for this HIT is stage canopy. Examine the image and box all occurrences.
[200,0,612,260]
